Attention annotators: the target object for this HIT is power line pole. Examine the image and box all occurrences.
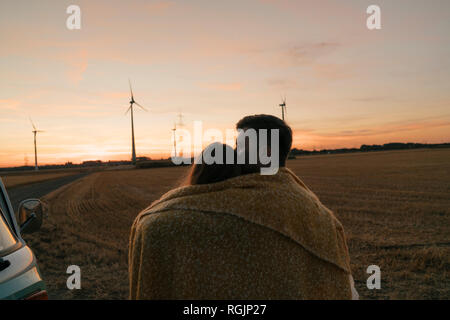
[172,122,177,158]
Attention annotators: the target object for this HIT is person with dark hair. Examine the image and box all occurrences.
[185,143,241,185]
[129,115,358,300]
[236,114,292,169]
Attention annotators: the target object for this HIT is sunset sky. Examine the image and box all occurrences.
[1,0,449,167]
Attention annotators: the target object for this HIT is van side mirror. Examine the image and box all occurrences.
[17,199,43,234]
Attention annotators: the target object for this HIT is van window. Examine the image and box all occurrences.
[0,208,18,254]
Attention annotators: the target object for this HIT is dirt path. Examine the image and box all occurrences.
[6,173,90,213]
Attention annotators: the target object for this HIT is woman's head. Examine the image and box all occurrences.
[186,143,241,185]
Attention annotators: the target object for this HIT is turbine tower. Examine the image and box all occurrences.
[279,95,287,121]
[125,79,147,164]
[30,118,44,171]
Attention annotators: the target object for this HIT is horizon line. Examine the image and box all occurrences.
[1,141,449,170]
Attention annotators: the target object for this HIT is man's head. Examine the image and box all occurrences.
[236,114,292,174]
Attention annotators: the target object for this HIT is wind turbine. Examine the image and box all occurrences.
[30,118,44,171]
[279,95,287,121]
[125,79,147,164]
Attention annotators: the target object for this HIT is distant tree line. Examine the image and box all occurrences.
[290,142,450,157]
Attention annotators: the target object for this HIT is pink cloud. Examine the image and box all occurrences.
[200,82,243,91]
[145,0,175,15]
[0,99,21,110]
[63,49,88,84]
[312,63,352,80]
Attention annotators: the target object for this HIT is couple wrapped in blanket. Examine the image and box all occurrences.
[129,115,358,300]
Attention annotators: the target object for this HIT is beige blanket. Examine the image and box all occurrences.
[129,167,353,299]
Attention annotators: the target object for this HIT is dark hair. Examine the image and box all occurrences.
[186,143,241,185]
[236,114,292,167]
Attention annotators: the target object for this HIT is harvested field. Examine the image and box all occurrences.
[287,148,450,299]
[22,149,450,299]
[25,166,188,299]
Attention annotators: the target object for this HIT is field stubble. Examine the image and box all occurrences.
[23,149,450,299]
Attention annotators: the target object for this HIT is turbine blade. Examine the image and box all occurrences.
[134,101,148,111]
[125,104,132,115]
[128,78,134,99]
[29,117,36,130]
